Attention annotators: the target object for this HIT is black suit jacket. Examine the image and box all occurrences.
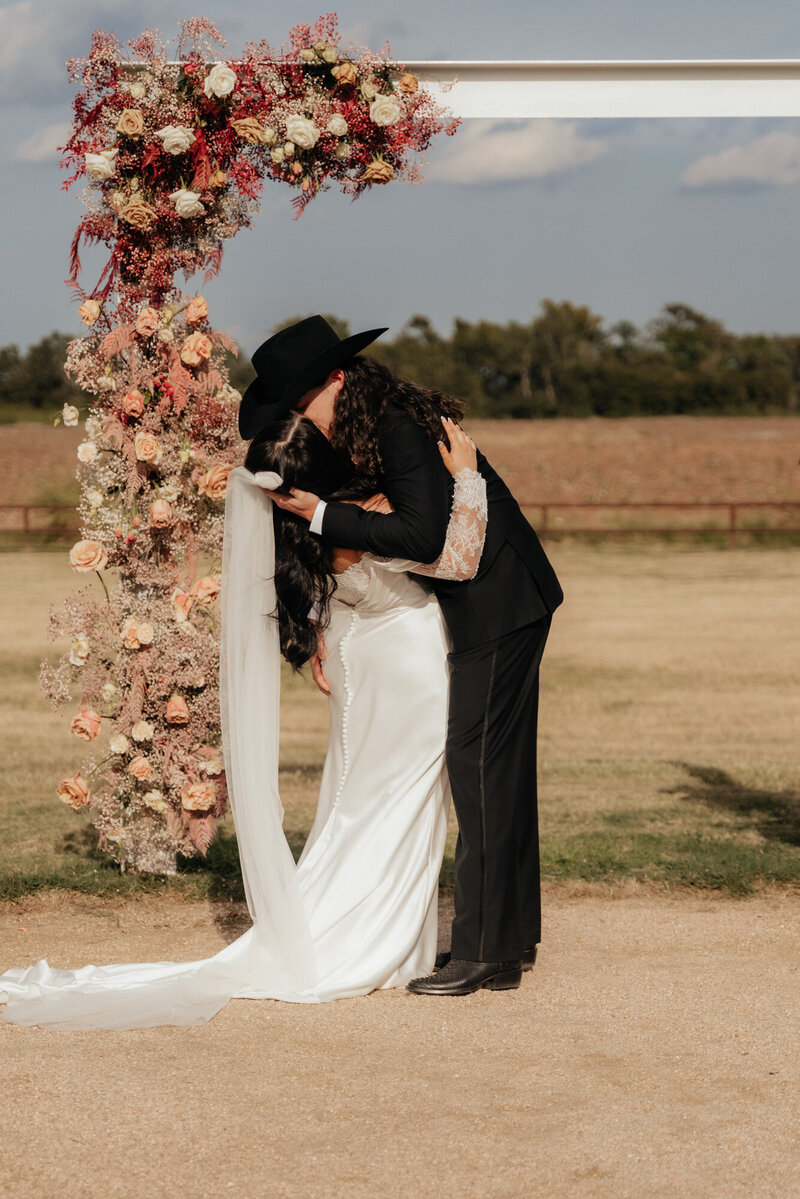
[320,404,564,650]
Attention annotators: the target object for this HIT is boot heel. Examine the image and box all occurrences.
[483,967,522,991]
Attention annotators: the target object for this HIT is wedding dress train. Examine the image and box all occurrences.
[0,466,487,1028]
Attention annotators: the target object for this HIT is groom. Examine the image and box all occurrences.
[238,316,564,996]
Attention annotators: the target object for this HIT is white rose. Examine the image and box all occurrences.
[128,80,147,100]
[322,47,338,65]
[262,125,277,146]
[300,48,317,63]
[131,720,154,742]
[84,149,118,180]
[142,789,168,813]
[285,114,320,151]
[361,81,379,101]
[169,188,205,219]
[62,403,79,427]
[369,94,403,127]
[203,63,237,98]
[85,488,104,508]
[96,376,115,393]
[155,125,196,155]
[101,681,118,703]
[270,146,285,165]
[159,481,181,503]
[326,114,348,137]
[109,732,129,754]
[334,142,350,161]
[77,441,98,464]
[157,327,175,343]
[69,634,90,667]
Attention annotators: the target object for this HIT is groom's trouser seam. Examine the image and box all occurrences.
[477,641,498,963]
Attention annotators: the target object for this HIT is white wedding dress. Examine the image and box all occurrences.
[0,466,487,1028]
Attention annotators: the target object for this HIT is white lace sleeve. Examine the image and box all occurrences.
[375,469,488,582]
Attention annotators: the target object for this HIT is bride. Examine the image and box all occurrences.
[0,413,487,1028]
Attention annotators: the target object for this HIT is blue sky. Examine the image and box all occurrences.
[3,0,800,357]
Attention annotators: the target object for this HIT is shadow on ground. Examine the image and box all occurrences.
[667,762,800,847]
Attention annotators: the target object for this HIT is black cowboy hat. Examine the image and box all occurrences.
[238,315,388,440]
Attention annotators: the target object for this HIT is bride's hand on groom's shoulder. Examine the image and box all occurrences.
[438,417,477,476]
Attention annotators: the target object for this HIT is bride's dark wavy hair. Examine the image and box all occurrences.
[244,413,369,670]
[330,356,466,485]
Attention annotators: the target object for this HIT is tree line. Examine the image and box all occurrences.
[3,301,799,420]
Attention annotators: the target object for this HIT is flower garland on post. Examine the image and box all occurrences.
[43,14,459,874]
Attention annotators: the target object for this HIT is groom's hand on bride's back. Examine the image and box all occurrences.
[267,487,320,523]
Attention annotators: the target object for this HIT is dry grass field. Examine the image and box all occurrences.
[3,541,798,900]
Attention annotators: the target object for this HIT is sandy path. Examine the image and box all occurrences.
[3,891,799,1199]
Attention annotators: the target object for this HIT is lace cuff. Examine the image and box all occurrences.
[410,468,488,581]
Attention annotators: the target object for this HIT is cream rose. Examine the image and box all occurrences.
[166,693,190,725]
[128,756,152,782]
[197,463,233,500]
[136,622,154,645]
[109,732,130,754]
[70,707,102,741]
[142,789,168,813]
[69,539,108,572]
[128,79,147,100]
[285,114,321,150]
[180,331,212,366]
[155,125,196,155]
[135,307,160,336]
[85,488,103,508]
[362,158,395,184]
[149,499,172,528]
[369,94,403,126]
[78,299,101,325]
[270,146,285,165]
[195,745,224,775]
[69,634,90,666]
[122,389,145,418]
[157,328,175,344]
[77,441,98,464]
[101,681,118,703]
[62,403,79,426]
[96,375,116,392]
[169,187,205,219]
[203,63,237,98]
[171,589,195,623]
[116,109,144,137]
[326,114,348,137]
[134,430,162,465]
[332,62,358,87]
[131,720,154,742]
[181,780,217,811]
[185,296,209,324]
[191,575,220,605]
[208,168,227,189]
[84,149,118,180]
[57,774,90,810]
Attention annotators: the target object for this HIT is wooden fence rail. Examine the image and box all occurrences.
[2,501,800,550]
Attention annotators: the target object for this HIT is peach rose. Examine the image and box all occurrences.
[362,158,395,184]
[57,773,90,810]
[128,756,152,781]
[78,299,101,325]
[116,109,144,137]
[122,388,145,417]
[121,617,142,649]
[180,331,213,367]
[332,62,358,87]
[120,196,157,230]
[185,296,209,324]
[166,693,190,725]
[398,73,419,94]
[208,169,227,189]
[109,732,129,754]
[149,499,173,528]
[134,430,162,465]
[142,789,168,813]
[171,589,195,623]
[231,117,269,144]
[197,463,233,500]
[70,707,102,741]
[69,539,108,573]
[131,720,153,742]
[181,780,217,811]
[191,575,220,605]
[135,307,160,336]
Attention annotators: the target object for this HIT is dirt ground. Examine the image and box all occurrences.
[3,889,799,1199]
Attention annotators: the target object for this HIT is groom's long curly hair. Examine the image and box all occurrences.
[330,356,465,485]
[244,413,368,670]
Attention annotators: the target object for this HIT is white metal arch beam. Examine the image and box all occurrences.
[400,60,800,119]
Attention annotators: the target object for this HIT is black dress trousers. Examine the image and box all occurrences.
[446,614,551,963]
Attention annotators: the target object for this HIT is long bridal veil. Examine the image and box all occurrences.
[0,467,316,1028]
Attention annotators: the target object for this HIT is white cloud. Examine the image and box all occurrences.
[425,119,607,185]
[13,120,72,162]
[681,131,800,189]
